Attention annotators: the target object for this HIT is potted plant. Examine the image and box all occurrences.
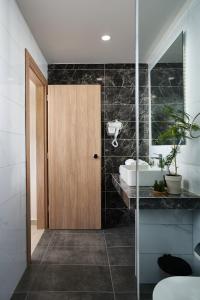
[153,180,167,196]
[157,106,200,194]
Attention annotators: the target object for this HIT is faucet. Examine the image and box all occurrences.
[151,153,164,169]
[151,153,163,160]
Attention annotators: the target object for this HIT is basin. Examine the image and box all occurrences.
[119,165,166,186]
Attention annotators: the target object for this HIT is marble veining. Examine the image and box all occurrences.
[151,86,184,104]
[151,103,184,122]
[48,69,105,85]
[48,63,149,227]
[151,67,183,87]
[151,63,184,145]
[104,104,135,122]
[48,64,105,70]
[112,174,200,210]
[105,87,134,105]
[105,69,135,87]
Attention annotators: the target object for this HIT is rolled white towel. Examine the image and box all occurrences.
[125,159,136,166]
[138,159,149,166]
[125,159,149,166]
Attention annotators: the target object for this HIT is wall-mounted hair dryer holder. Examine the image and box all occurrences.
[106,120,123,148]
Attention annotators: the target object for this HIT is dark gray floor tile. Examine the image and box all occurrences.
[42,246,108,265]
[31,265,112,292]
[105,234,134,247]
[15,266,40,292]
[115,293,137,300]
[38,231,53,247]
[50,234,105,247]
[104,226,135,235]
[115,293,152,300]
[107,247,135,266]
[52,230,104,234]
[32,247,46,264]
[140,284,155,294]
[111,266,136,292]
[27,292,114,300]
[140,294,152,300]
[11,293,27,300]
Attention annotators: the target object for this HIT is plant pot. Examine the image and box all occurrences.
[165,175,182,195]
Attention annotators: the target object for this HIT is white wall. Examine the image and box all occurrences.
[178,0,200,195]
[0,1,47,299]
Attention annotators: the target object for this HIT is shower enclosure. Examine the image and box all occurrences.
[137,0,200,299]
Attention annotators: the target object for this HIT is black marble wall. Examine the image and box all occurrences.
[48,63,149,228]
[151,63,184,144]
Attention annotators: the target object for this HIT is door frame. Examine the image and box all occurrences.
[25,49,48,264]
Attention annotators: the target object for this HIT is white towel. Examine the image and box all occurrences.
[125,159,149,166]
[125,159,136,166]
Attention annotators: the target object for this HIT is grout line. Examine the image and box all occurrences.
[103,64,107,227]
[103,231,116,300]
[24,289,115,294]
[38,245,107,249]
[21,229,136,296]
[50,232,104,234]
[26,291,115,294]
[30,263,135,267]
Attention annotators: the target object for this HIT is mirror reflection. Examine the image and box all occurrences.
[151,33,184,145]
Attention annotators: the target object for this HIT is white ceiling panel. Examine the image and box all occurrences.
[16,0,189,63]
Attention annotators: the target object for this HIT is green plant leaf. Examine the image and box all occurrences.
[157,105,200,175]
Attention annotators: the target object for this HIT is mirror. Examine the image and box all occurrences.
[151,33,184,145]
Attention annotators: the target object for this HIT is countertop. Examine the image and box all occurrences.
[112,174,200,209]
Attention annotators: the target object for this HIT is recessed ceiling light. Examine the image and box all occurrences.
[101,35,111,41]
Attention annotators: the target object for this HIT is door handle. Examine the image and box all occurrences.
[93,154,98,159]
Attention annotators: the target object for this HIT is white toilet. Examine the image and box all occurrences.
[153,276,200,300]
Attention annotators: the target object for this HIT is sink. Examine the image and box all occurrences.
[119,165,166,186]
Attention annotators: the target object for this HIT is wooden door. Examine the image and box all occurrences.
[48,85,101,229]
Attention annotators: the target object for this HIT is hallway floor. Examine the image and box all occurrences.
[31,224,44,255]
[12,226,153,300]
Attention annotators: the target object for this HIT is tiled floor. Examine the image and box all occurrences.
[12,226,153,300]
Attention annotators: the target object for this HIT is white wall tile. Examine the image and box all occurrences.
[140,224,193,254]
[0,56,25,106]
[179,164,200,194]
[0,0,47,299]
[140,209,192,225]
[181,2,200,189]
[0,163,26,205]
[0,97,25,134]
[0,131,25,167]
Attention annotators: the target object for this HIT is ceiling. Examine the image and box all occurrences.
[17,0,189,64]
